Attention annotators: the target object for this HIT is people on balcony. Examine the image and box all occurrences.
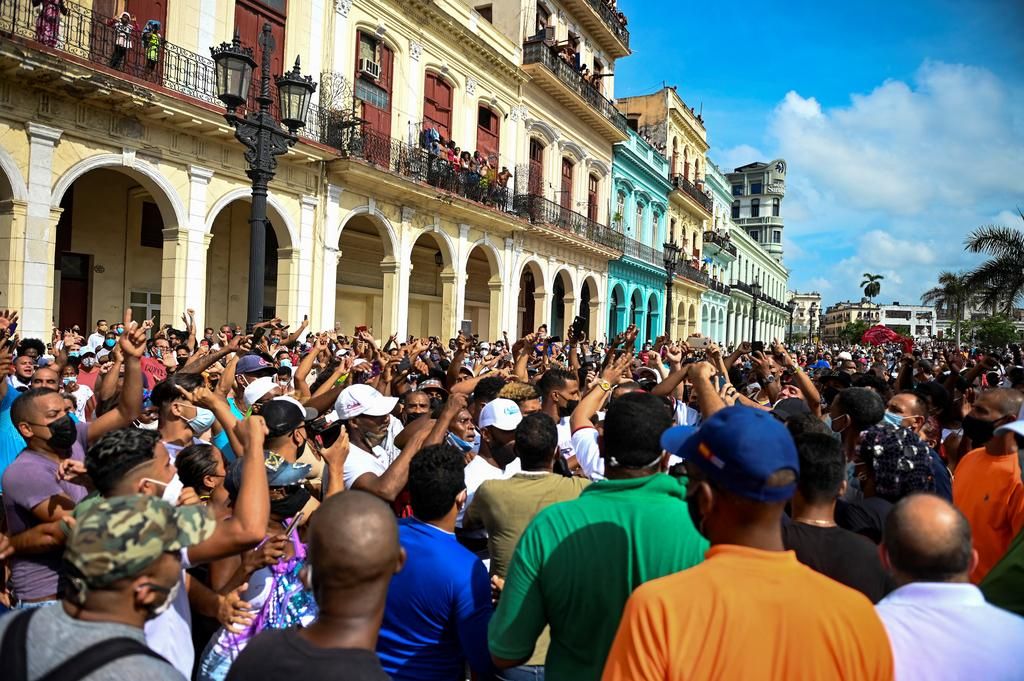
[107,11,139,70]
[142,20,162,73]
[419,128,511,207]
[32,0,68,48]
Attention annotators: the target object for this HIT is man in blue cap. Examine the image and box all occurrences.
[603,406,895,681]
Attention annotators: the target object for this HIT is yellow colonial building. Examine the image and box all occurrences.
[618,86,713,339]
[0,0,632,342]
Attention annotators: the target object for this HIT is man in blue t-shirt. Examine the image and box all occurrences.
[376,443,495,681]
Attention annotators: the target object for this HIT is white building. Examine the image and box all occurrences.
[726,159,787,263]
[880,303,936,339]
[788,291,822,341]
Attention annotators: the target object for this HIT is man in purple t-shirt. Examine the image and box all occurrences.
[1,311,146,607]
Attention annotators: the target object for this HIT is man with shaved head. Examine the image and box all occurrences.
[225,490,403,680]
[952,388,1024,582]
[877,494,1024,681]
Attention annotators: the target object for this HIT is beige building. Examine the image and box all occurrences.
[821,299,880,342]
[617,86,711,338]
[0,0,631,342]
[788,291,822,341]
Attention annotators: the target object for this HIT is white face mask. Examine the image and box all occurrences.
[134,419,160,431]
[150,578,181,617]
[143,474,184,504]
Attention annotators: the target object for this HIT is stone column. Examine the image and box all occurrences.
[487,279,503,341]
[295,195,318,323]
[0,199,28,311]
[23,123,62,341]
[380,258,402,339]
[440,270,458,339]
[274,247,303,325]
[182,165,213,330]
[159,227,190,328]
[318,185,343,330]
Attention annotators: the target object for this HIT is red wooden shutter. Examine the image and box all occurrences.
[587,174,598,222]
[423,73,452,139]
[560,158,573,211]
[476,105,500,160]
[529,139,544,195]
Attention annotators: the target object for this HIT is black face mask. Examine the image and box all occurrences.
[822,387,840,406]
[39,414,78,450]
[962,414,1000,446]
[557,399,579,419]
[685,487,708,540]
[270,486,310,518]
[405,411,426,424]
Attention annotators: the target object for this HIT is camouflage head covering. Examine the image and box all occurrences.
[65,494,215,588]
[858,422,936,502]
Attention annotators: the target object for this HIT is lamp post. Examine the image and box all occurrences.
[662,240,682,339]
[211,25,316,331]
[787,299,797,345]
[750,276,762,343]
[809,303,818,344]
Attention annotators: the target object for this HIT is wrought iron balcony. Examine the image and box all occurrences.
[707,279,731,295]
[581,0,630,50]
[670,174,713,214]
[513,193,624,251]
[0,0,325,142]
[621,236,663,269]
[521,39,627,138]
[702,230,737,256]
[678,263,709,287]
[337,127,515,211]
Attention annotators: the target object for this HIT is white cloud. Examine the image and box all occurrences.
[717,144,765,174]
[758,61,1023,308]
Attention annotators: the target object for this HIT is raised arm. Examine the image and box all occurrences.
[88,309,144,443]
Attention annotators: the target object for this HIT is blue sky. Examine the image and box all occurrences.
[615,0,1024,308]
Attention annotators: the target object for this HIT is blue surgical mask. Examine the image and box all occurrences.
[67,350,79,358]
[62,376,74,386]
[182,405,216,434]
[68,413,79,424]
[280,359,292,368]
[883,411,906,428]
[104,338,116,348]
[446,432,474,453]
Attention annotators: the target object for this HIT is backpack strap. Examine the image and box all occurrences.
[0,608,37,681]
[37,637,168,681]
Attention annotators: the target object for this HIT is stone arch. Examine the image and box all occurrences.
[406,224,456,268]
[0,146,27,202]
[205,187,298,249]
[516,257,547,335]
[333,203,399,257]
[558,139,587,164]
[585,158,610,179]
[465,237,504,284]
[524,118,559,146]
[51,153,187,229]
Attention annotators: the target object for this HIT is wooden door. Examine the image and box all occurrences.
[560,158,573,212]
[528,139,544,195]
[587,174,598,222]
[476,105,500,160]
[356,32,393,140]
[58,254,90,332]
[235,0,286,113]
[423,73,452,140]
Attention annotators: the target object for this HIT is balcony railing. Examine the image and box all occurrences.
[337,127,515,210]
[670,174,713,213]
[513,193,624,251]
[707,279,731,295]
[678,263,709,287]
[521,40,627,135]
[0,0,325,142]
[582,0,630,49]
[622,236,663,268]
[702,230,737,256]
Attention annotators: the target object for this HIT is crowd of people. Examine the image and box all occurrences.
[0,307,1022,680]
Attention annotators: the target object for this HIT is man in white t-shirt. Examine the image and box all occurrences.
[335,383,408,502]
[457,398,521,546]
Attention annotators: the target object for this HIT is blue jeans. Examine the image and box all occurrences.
[498,665,545,681]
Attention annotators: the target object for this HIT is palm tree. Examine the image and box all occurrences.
[860,273,884,302]
[964,209,1024,314]
[921,271,974,346]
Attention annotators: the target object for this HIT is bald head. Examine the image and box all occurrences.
[978,388,1024,420]
[307,490,403,593]
[882,494,973,584]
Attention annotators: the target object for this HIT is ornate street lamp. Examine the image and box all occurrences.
[809,303,818,343]
[211,25,316,331]
[662,240,682,338]
[787,298,797,345]
[750,276,762,343]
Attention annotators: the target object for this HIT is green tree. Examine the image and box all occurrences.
[921,271,974,347]
[888,324,911,336]
[965,209,1024,314]
[860,273,884,302]
[962,315,1020,347]
[840,319,871,344]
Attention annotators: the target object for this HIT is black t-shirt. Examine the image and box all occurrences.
[835,496,893,544]
[225,628,390,681]
[782,522,894,603]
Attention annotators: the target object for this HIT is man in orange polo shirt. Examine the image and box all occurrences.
[953,389,1024,583]
[602,406,893,681]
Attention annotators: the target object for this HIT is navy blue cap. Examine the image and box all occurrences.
[661,406,799,503]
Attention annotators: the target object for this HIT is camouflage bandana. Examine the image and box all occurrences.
[65,494,215,588]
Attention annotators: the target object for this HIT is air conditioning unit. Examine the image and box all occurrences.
[359,58,381,80]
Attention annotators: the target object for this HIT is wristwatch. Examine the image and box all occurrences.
[598,380,613,392]
[762,374,777,384]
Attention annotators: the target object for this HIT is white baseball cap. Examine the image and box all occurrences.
[272,395,318,420]
[243,376,278,407]
[335,383,398,420]
[478,398,523,431]
[837,351,853,361]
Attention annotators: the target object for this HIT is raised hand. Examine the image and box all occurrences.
[0,309,19,334]
[118,309,148,359]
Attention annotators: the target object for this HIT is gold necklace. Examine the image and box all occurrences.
[793,517,837,528]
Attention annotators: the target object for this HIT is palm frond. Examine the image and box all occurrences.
[965,225,1024,256]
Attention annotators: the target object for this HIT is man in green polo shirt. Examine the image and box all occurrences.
[488,391,709,680]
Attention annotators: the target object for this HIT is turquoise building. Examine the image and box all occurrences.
[608,129,673,345]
